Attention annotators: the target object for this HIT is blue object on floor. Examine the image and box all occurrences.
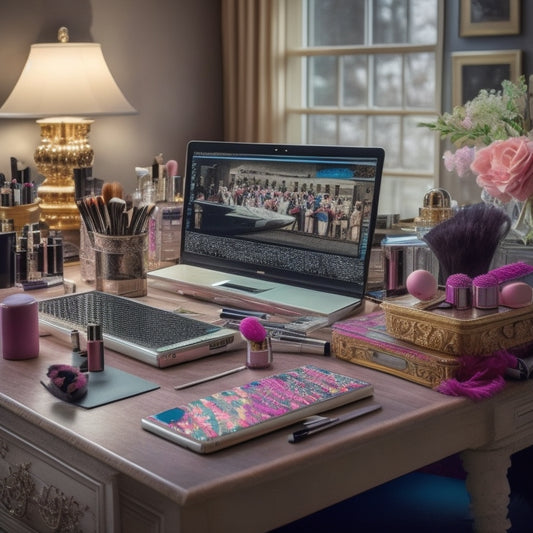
[271,467,533,533]
[271,472,473,533]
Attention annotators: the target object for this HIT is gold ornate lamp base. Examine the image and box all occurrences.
[34,118,94,230]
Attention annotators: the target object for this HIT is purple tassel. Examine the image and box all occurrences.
[437,350,517,400]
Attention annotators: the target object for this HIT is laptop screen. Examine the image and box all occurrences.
[180,141,384,299]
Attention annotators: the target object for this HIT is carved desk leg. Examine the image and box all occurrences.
[461,447,512,533]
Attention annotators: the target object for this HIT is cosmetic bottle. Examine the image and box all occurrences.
[157,176,183,264]
[26,223,41,281]
[246,337,273,369]
[70,329,88,372]
[147,176,183,269]
[87,323,104,372]
[0,293,39,360]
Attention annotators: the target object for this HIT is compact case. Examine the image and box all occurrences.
[332,311,459,388]
[380,294,533,356]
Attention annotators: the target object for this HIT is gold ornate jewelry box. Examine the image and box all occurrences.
[381,294,533,356]
[332,311,459,388]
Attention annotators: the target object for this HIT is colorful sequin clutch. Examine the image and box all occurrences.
[141,365,373,453]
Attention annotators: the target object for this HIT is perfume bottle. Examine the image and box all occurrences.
[87,323,105,372]
[148,176,183,269]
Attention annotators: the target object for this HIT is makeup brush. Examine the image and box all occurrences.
[488,262,533,286]
[108,197,127,235]
[239,316,272,369]
[166,159,178,179]
[423,203,511,279]
[102,181,123,204]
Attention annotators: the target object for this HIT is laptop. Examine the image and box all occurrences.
[149,141,384,324]
[38,291,242,368]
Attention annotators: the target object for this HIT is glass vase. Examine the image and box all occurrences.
[511,196,533,245]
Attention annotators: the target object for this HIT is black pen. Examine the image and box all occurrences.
[220,307,270,320]
[288,404,381,443]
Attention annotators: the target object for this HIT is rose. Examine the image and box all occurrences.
[471,136,533,202]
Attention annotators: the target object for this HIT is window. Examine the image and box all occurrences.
[284,0,443,218]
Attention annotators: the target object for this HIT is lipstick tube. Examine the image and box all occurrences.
[87,323,104,372]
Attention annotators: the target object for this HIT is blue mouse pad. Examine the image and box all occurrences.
[75,366,159,409]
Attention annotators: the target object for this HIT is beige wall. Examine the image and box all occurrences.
[0,0,223,196]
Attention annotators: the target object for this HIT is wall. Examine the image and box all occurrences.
[0,0,223,196]
[440,0,533,206]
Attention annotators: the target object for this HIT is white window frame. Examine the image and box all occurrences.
[283,0,444,217]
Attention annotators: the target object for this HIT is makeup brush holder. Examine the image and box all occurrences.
[93,232,148,297]
[80,222,95,282]
[246,337,272,369]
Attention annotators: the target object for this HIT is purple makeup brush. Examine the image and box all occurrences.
[445,273,472,310]
[423,203,511,279]
[488,262,533,286]
[472,273,499,309]
[239,316,272,369]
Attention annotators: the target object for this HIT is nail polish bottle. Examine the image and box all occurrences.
[87,323,104,372]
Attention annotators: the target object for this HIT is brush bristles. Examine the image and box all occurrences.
[473,273,498,288]
[423,203,511,279]
[488,261,533,283]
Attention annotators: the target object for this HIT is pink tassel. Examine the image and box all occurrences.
[436,350,517,400]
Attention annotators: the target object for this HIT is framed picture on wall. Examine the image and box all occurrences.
[452,50,522,107]
[460,0,521,37]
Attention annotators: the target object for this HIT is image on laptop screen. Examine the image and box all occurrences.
[179,142,384,300]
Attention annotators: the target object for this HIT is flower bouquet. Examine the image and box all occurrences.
[420,76,533,244]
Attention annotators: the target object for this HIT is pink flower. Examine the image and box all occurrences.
[443,146,475,177]
[471,136,533,202]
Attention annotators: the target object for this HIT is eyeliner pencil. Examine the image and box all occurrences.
[174,365,247,390]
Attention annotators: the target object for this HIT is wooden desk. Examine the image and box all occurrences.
[1,268,532,532]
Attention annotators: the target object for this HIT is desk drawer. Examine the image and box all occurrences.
[0,409,118,532]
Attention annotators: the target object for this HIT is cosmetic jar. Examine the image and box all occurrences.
[0,293,39,359]
[246,337,272,369]
[472,273,499,309]
[445,273,472,310]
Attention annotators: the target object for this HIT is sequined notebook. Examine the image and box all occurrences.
[141,365,373,453]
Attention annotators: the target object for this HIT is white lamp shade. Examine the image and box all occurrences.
[0,42,136,118]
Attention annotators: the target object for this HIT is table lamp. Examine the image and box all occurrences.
[0,27,136,230]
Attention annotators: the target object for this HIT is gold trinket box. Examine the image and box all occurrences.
[381,294,533,356]
[332,311,459,388]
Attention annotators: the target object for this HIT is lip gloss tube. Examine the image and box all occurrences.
[87,323,104,372]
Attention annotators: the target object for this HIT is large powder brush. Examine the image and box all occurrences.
[423,203,511,279]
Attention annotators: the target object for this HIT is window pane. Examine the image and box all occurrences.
[339,116,367,145]
[342,55,368,107]
[379,175,434,218]
[308,115,337,144]
[402,116,434,171]
[373,0,408,44]
[371,116,400,167]
[308,56,338,106]
[405,53,435,108]
[410,0,437,44]
[308,0,365,46]
[374,55,402,107]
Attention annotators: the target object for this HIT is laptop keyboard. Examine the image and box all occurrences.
[38,291,221,350]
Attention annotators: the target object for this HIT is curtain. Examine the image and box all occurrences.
[221,0,286,143]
